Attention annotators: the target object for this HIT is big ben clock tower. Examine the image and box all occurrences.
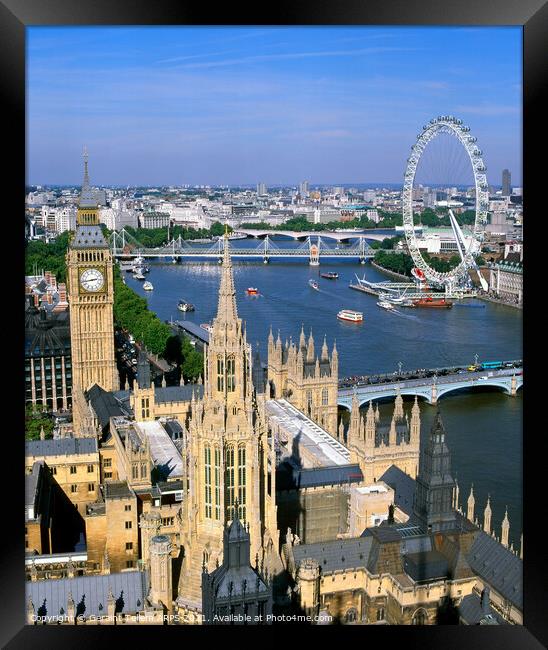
[66,148,119,394]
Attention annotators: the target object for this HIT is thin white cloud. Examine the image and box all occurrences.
[172,46,420,69]
[455,104,520,116]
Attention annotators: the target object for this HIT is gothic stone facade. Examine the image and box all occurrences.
[267,327,338,435]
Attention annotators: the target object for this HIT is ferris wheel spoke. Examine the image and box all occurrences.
[402,116,488,292]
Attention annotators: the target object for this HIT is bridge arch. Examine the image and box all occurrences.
[435,378,520,400]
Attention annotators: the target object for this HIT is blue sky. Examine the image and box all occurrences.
[27,26,522,186]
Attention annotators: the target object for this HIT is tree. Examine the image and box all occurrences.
[25,404,54,441]
[210,221,231,237]
[180,337,203,380]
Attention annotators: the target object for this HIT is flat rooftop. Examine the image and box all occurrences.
[265,398,350,467]
[134,420,184,480]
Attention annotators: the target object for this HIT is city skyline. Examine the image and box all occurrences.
[27,26,522,186]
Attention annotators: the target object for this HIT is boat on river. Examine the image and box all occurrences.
[143,281,153,291]
[178,300,195,312]
[321,272,338,279]
[337,309,363,323]
[309,279,319,291]
[412,297,453,308]
[377,300,395,311]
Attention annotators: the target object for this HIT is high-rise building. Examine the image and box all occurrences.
[65,149,119,399]
[502,169,511,196]
[299,180,309,197]
[256,182,267,196]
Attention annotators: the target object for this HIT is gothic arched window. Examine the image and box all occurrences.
[412,608,427,625]
[238,446,246,521]
[214,446,221,520]
[204,445,212,518]
[225,446,235,520]
[322,388,329,406]
[217,356,225,392]
[226,355,236,392]
[345,608,358,624]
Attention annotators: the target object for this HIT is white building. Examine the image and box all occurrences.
[38,206,57,231]
[54,206,77,233]
[26,191,55,206]
[139,211,171,229]
[415,230,477,255]
[99,207,139,231]
[488,260,523,306]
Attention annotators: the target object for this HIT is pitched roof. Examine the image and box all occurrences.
[26,570,149,620]
[154,385,204,404]
[293,537,374,574]
[459,592,506,625]
[379,465,416,516]
[466,531,522,610]
[86,385,130,429]
[72,224,108,249]
[26,437,98,458]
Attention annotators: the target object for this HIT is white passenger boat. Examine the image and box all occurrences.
[337,309,363,323]
[377,300,395,311]
[143,281,153,291]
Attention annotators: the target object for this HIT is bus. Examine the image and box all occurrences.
[481,361,503,370]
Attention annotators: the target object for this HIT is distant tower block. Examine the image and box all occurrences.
[149,535,173,612]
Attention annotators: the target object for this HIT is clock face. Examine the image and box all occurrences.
[80,268,105,292]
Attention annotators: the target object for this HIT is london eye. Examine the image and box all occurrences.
[402,116,489,291]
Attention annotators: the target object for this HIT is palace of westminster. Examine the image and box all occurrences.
[24,157,522,626]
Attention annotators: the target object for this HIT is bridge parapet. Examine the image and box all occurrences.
[338,373,522,408]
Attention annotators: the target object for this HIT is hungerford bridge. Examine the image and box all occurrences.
[337,365,523,408]
[109,229,375,264]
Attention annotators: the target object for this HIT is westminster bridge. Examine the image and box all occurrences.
[337,363,523,408]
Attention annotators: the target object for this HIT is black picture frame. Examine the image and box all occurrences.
[3,0,546,647]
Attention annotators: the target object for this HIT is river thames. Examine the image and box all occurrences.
[124,242,523,548]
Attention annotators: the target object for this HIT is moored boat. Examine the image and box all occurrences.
[377,300,395,311]
[133,270,145,280]
[178,300,195,312]
[320,272,338,279]
[337,309,363,323]
[412,297,453,308]
[120,260,135,272]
